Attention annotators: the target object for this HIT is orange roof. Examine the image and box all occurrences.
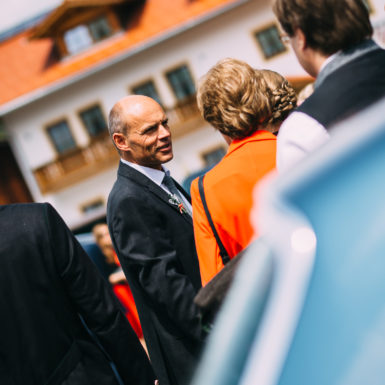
[0,0,243,113]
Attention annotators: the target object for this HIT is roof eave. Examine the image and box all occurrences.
[0,0,252,117]
[30,0,130,39]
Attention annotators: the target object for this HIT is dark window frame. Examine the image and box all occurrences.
[131,79,163,106]
[45,118,77,155]
[362,0,373,13]
[201,145,227,168]
[164,63,196,101]
[254,23,287,60]
[78,103,108,138]
[89,16,112,42]
[79,196,105,214]
[63,15,114,55]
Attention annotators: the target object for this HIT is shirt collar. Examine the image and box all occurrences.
[120,158,167,186]
[319,52,338,73]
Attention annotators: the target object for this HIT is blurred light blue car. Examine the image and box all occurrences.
[192,97,385,385]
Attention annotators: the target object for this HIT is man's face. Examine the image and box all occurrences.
[99,234,116,264]
[117,98,173,170]
[94,224,116,264]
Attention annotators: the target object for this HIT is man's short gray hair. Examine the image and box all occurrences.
[108,102,130,155]
[108,103,127,137]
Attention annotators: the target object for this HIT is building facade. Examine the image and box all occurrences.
[0,0,383,229]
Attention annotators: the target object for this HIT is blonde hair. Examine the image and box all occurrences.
[197,58,297,139]
[259,69,298,126]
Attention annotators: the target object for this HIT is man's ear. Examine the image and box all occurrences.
[295,28,307,50]
[112,132,130,152]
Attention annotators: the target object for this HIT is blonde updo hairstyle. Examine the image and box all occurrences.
[259,69,298,127]
[197,58,297,140]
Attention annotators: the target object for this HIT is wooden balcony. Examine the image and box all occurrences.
[33,132,119,194]
[165,95,205,139]
[33,97,204,194]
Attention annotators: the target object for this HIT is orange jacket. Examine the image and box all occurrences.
[191,130,276,286]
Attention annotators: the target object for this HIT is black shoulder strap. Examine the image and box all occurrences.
[198,175,230,265]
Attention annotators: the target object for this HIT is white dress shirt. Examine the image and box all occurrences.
[276,112,330,172]
[276,55,337,172]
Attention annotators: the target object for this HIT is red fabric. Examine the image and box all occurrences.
[113,283,143,338]
[112,253,143,338]
[191,130,276,286]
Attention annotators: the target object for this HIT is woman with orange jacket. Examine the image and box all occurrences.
[191,59,297,286]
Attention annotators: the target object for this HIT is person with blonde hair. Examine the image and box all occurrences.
[191,58,297,286]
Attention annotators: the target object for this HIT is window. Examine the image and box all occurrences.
[255,24,286,59]
[80,197,105,214]
[166,65,196,101]
[63,16,113,55]
[132,80,163,105]
[362,0,373,12]
[89,17,112,41]
[64,25,93,55]
[47,120,77,154]
[202,146,226,167]
[79,105,107,137]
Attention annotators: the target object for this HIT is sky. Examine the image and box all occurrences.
[0,0,61,34]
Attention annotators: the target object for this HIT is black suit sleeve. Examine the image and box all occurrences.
[109,195,202,341]
[43,203,155,385]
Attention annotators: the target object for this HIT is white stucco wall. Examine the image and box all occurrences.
[4,0,384,227]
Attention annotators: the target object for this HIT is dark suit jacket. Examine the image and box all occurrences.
[107,162,203,385]
[0,203,155,385]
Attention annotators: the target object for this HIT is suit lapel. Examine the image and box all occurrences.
[174,179,191,204]
[118,162,192,224]
[147,182,193,224]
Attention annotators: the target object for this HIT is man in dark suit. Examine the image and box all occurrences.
[0,202,155,385]
[107,95,203,385]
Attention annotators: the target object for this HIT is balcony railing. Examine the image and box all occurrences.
[33,132,118,194]
[33,97,204,194]
[165,95,204,138]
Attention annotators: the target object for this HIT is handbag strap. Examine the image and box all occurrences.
[198,175,230,265]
